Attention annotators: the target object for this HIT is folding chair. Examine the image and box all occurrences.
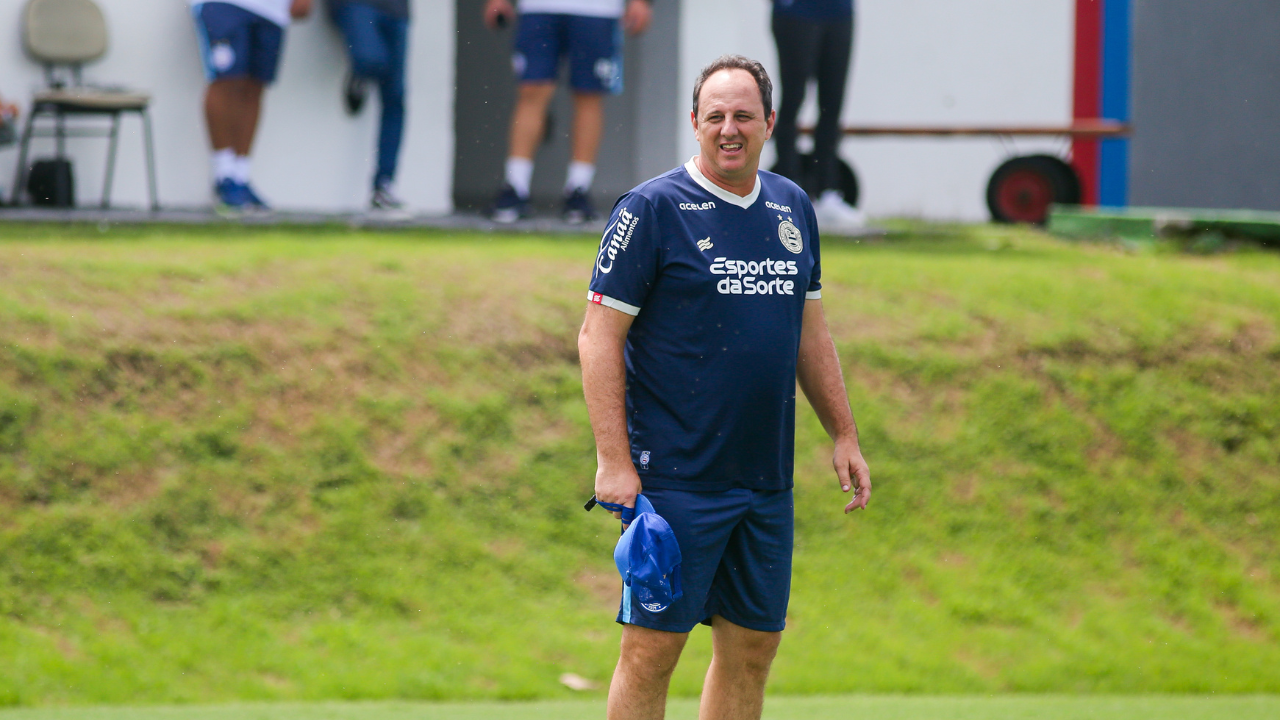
[11,0,159,210]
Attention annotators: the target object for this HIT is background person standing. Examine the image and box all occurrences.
[771,0,865,232]
[191,0,313,212]
[328,0,410,210]
[483,0,652,224]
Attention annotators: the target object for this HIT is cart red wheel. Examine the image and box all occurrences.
[986,155,1079,224]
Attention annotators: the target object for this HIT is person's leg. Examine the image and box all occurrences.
[564,90,602,219]
[770,13,821,183]
[570,92,603,165]
[372,12,408,190]
[697,617,782,720]
[812,16,853,194]
[204,77,255,153]
[697,489,793,720]
[220,77,264,156]
[507,83,556,163]
[608,624,689,720]
[196,5,264,163]
[497,12,564,208]
[560,15,619,219]
[203,76,263,195]
[335,4,393,79]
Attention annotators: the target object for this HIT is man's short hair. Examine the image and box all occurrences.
[692,55,773,120]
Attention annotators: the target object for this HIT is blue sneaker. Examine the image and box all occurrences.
[562,187,596,224]
[241,183,270,212]
[489,183,529,224]
[214,178,251,214]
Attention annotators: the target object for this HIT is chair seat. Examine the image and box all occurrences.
[34,87,150,111]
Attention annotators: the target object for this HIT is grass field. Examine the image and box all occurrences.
[2,695,1280,720]
[0,222,1278,707]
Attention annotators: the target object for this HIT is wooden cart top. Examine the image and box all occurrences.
[810,119,1130,138]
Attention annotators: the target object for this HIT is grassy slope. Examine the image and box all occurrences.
[0,223,1277,705]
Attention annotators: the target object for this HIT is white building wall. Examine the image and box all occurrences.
[679,0,1075,221]
[0,0,454,213]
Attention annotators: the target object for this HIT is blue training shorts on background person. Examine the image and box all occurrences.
[618,487,794,633]
[193,2,285,84]
[513,13,623,94]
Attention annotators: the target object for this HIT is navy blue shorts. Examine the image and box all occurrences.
[193,2,285,84]
[513,13,623,95]
[618,487,794,633]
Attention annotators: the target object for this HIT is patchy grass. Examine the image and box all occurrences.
[0,222,1278,705]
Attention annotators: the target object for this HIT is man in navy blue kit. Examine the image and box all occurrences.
[578,55,871,720]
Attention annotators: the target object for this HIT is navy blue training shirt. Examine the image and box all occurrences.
[588,158,822,492]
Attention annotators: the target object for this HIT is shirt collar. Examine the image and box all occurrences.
[683,156,760,209]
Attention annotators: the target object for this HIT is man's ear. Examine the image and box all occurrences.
[690,110,698,135]
[764,109,776,140]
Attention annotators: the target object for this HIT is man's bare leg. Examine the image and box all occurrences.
[204,77,264,154]
[608,624,689,720]
[697,616,782,720]
[570,91,604,164]
[507,81,557,160]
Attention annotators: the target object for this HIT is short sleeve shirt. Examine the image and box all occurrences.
[587,158,822,492]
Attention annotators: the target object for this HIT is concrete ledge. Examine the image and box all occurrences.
[0,206,609,235]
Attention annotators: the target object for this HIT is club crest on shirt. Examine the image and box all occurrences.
[777,216,803,254]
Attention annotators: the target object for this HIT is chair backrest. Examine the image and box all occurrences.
[24,0,107,65]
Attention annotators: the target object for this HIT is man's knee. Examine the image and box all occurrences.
[711,618,781,675]
[617,624,688,680]
[516,82,557,107]
[348,47,391,80]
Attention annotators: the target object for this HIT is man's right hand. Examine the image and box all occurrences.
[484,0,516,29]
[595,463,642,525]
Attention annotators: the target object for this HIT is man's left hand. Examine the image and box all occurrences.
[290,0,313,19]
[833,436,870,513]
[623,0,652,34]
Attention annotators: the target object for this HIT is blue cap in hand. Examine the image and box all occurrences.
[612,494,683,613]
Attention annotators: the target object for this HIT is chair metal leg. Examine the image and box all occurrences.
[11,109,37,205]
[102,111,121,209]
[141,108,159,211]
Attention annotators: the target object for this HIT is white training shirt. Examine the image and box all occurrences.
[189,0,293,28]
[518,0,626,19]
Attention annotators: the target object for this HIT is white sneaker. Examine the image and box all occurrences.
[813,189,866,235]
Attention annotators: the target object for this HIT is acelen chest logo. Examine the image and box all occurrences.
[596,207,638,274]
[777,215,804,254]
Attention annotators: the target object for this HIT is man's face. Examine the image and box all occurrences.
[691,69,775,183]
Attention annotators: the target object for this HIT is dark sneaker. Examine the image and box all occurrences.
[241,183,270,212]
[214,178,251,214]
[344,72,367,115]
[489,183,529,223]
[371,182,405,210]
[562,187,596,224]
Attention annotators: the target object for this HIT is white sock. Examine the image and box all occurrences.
[505,157,534,199]
[212,148,236,182]
[232,155,251,184]
[565,161,595,193]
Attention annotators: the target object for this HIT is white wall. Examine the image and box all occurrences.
[679,0,1075,220]
[0,0,454,212]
